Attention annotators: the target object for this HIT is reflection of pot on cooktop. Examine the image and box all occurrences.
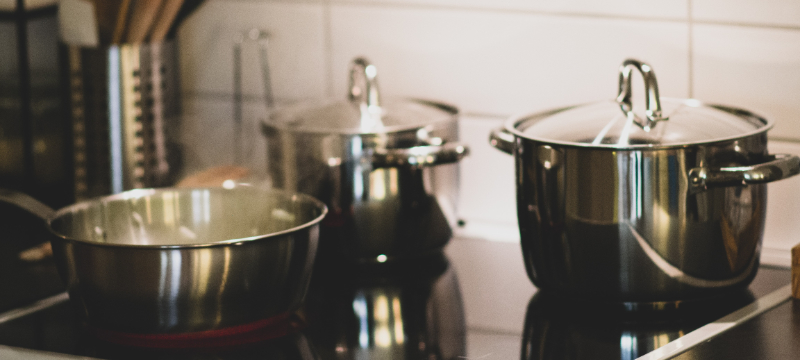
[519,290,757,360]
[303,252,466,360]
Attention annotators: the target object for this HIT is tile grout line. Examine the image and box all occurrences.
[231,0,800,31]
[325,0,800,31]
[327,0,689,24]
[324,0,335,98]
[687,0,694,99]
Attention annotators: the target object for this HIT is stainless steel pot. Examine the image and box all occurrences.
[490,59,800,305]
[261,57,468,263]
[0,185,327,338]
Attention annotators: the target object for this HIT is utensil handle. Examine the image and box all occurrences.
[0,189,56,221]
[489,126,515,155]
[256,32,275,109]
[688,153,800,192]
[372,142,469,167]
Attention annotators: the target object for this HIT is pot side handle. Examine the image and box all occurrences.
[372,142,469,167]
[688,154,800,193]
[489,126,515,155]
[0,188,56,221]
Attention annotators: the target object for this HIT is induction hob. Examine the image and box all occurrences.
[0,204,794,359]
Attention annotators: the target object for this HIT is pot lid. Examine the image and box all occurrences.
[265,57,457,135]
[511,59,770,148]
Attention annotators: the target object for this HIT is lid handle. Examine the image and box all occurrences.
[349,57,381,109]
[616,59,667,131]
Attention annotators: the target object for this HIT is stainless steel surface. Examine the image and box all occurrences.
[68,46,89,200]
[78,41,183,198]
[116,44,143,192]
[348,57,381,129]
[689,153,800,192]
[616,59,666,131]
[509,65,768,149]
[371,142,468,167]
[491,59,800,303]
[489,125,516,155]
[0,186,327,334]
[261,57,468,262]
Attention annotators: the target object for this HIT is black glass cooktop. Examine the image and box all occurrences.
[0,204,793,359]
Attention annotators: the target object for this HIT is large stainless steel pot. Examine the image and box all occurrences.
[490,59,800,306]
[261,57,468,263]
[0,185,327,340]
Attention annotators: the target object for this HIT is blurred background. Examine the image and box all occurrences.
[173,0,800,262]
[2,0,800,264]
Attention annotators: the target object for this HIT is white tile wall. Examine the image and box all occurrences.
[176,0,800,292]
[693,0,800,28]
[329,4,690,117]
[333,0,688,20]
[178,1,327,100]
[763,140,800,266]
[179,96,269,180]
[456,115,516,228]
[693,24,800,139]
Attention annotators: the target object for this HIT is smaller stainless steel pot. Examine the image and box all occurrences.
[262,57,468,263]
[491,59,800,305]
[0,185,327,337]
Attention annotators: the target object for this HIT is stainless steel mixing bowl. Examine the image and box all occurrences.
[0,185,327,336]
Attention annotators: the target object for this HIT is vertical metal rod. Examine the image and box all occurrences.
[108,46,124,194]
[233,35,243,166]
[150,43,169,180]
[15,0,35,192]
[68,47,88,200]
[256,35,274,109]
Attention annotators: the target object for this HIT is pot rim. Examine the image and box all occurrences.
[47,186,328,250]
[505,99,774,151]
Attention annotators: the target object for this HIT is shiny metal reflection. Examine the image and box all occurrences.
[0,186,327,334]
[261,59,467,262]
[515,141,773,302]
[520,290,756,360]
[304,253,465,359]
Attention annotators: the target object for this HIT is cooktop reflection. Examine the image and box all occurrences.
[0,230,792,359]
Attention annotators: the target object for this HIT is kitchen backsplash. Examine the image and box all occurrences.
[175,0,800,263]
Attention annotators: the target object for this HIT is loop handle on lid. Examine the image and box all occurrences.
[616,59,667,131]
[349,57,381,109]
